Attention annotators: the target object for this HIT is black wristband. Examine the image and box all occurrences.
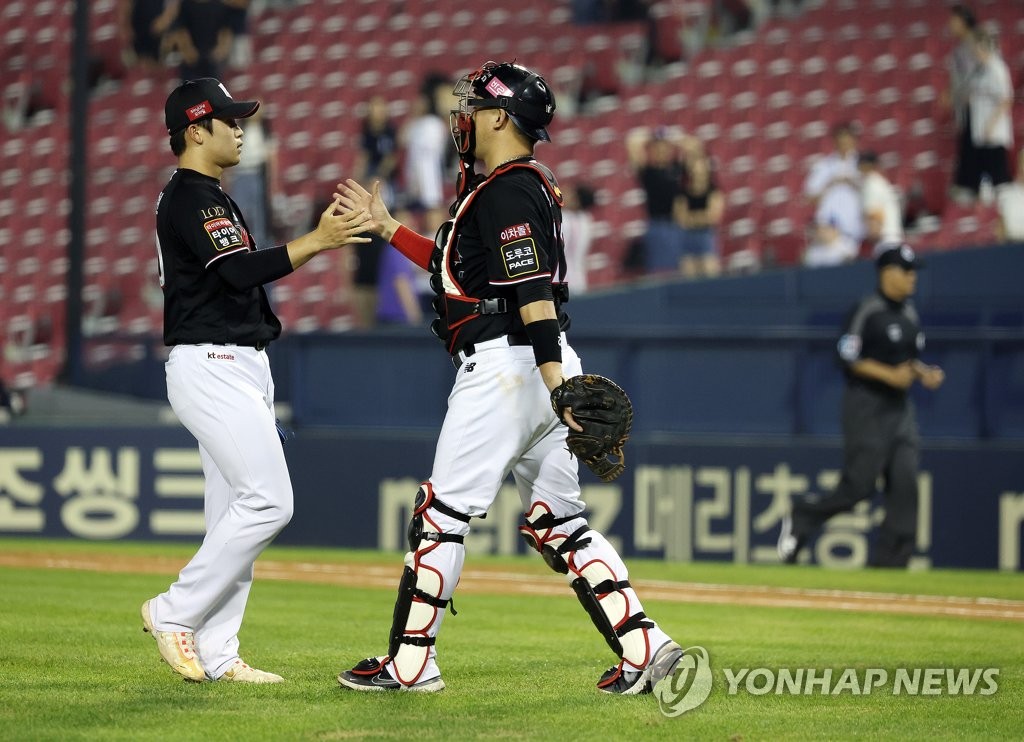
[525,318,562,366]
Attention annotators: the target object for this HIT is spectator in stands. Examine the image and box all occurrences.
[375,209,427,326]
[626,126,686,274]
[401,74,452,231]
[944,4,980,202]
[996,148,1024,242]
[164,0,235,81]
[711,0,767,37]
[223,0,252,68]
[345,96,401,327]
[0,377,26,423]
[225,107,277,253]
[858,151,903,245]
[571,0,650,23]
[561,183,597,295]
[803,217,858,268]
[674,151,723,279]
[119,0,179,71]
[958,30,1015,201]
[804,123,865,247]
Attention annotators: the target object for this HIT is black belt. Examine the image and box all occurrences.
[187,341,268,351]
[451,332,531,368]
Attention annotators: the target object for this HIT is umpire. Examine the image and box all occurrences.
[778,243,945,567]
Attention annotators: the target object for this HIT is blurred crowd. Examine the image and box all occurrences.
[112,0,1018,314]
[622,2,1019,280]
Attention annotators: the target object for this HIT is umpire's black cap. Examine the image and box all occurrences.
[165,78,260,135]
[876,243,925,271]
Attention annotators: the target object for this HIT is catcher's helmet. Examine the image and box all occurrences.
[451,61,556,153]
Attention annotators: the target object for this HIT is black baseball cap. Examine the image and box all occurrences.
[164,78,260,135]
[876,243,925,270]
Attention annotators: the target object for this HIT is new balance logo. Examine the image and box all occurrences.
[464,363,476,372]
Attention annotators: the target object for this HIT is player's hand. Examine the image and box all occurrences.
[889,362,917,390]
[918,365,945,390]
[334,179,398,241]
[541,367,583,432]
[316,197,372,250]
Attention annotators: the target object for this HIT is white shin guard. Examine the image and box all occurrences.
[388,484,468,686]
[520,500,665,670]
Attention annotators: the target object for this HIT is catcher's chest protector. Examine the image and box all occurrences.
[430,161,565,351]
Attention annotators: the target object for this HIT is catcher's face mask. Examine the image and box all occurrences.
[449,61,503,155]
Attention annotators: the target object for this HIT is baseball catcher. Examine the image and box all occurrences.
[551,374,633,482]
[334,60,684,698]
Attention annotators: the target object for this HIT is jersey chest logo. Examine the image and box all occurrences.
[886,323,903,343]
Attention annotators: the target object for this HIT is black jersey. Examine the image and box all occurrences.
[837,291,924,397]
[437,160,566,354]
[156,168,281,346]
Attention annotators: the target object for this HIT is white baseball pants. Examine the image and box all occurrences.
[399,338,671,682]
[151,344,292,679]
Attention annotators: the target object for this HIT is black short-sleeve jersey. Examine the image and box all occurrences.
[836,291,924,397]
[156,168,281,346]
[440,164,563,351]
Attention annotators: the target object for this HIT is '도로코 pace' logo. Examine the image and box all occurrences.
[653,645,713,717]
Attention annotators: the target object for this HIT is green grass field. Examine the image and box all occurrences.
[1,538,1021,741]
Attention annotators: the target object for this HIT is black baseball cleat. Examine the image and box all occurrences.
[597,661,652,695]
[337,656,445,693]
[777,512,807,564]
[597,641,684,695]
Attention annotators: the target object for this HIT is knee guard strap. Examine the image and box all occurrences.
[519,502,592,574]
[387,483,468,685]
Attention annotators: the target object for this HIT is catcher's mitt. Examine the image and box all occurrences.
[550,374,633,482]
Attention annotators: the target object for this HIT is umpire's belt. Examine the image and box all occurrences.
[452,332,531,368]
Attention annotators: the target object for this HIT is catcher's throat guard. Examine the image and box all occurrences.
[551,374,633,482]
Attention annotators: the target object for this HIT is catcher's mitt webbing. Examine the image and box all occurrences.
[550,374,634,482]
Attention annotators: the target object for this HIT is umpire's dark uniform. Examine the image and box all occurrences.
[790,249,929,567]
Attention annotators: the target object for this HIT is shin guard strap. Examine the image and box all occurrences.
[591,579,631,595]
[615,611,655,637]
[420,532,465,545]
[395,635,436,648]
[413,588,457,615]
[555,525,594,555]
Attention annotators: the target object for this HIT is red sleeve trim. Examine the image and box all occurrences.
[390,225,434,271]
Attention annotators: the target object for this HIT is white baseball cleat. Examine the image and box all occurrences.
[220,659,284,683]
[140,599,206,682]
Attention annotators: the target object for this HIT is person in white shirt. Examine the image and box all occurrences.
[803,217,859,268]
[858,151,903,243]
[561,184,596,295]
[958,30,1014,196]
[401,75,452,228]
[804,123,865,244]
[997,148,1024,242]
[944,4,979,200]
